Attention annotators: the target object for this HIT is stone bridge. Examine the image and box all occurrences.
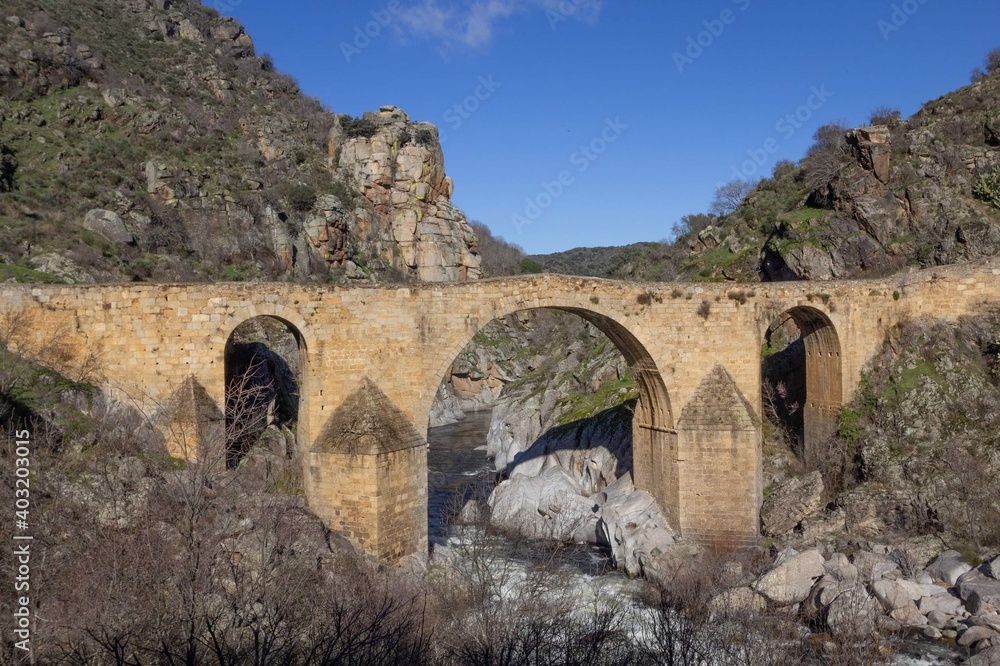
[3,261,1000,560]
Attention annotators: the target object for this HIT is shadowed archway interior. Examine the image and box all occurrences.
[765,306,843,466]
[224,316,307,468]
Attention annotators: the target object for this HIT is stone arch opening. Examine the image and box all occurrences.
[224,316,306,469]
[426,305,676,542]
[761,306,842,467]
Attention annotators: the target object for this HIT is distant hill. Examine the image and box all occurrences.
[527,242,681,281]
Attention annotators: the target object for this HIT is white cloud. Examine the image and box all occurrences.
[396,0,603,49]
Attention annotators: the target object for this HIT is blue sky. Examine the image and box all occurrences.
[217,0,999,255]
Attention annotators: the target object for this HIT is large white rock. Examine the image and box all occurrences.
[986,555,1000,581]
[488,466,598,542]
[964,646,1000,666]
[852,550,900,581]
[872,579,915,612]
[824,552,859,582]
[958,570,1000,614]
[918,592,965,616]
[83,209,133,244]
[596,484,674,577]
[826,584,880,637]
[927,550,974,586]
[754,549,826,605]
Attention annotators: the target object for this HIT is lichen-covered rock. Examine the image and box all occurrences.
[761,470,824,536]
[334,106,481,282]
[83,209,133,244]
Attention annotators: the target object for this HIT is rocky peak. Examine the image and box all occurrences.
[331,106,481,282]
[846,125,892,188]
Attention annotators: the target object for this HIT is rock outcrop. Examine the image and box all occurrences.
[0,1,480,284]
[332,107,480,282]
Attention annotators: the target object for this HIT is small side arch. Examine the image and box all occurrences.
[221,311,311,464]
[763,305,843,466]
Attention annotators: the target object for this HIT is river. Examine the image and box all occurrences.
[426,410,963,665]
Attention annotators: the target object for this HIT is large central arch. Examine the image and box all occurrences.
[425,305,679,528]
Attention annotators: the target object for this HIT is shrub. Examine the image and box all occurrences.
[802,121,852,191]
[973,166,1000,209]
[868,105,902,126]
[282,182,317,212]
[710,179,756,216]
[519,257,543,274]
[671,213,714,240]
[0,144,16,192]
[471,221,524,277]
[987,47,1000,74]
[339,114,379,139]
[971,47,1000,82]
[328,180,359,210]
[415,128,435,146]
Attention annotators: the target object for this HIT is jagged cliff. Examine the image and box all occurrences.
[0,0,480,283]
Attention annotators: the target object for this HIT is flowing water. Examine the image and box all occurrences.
[427,410,497,541]
[426,410,962,665]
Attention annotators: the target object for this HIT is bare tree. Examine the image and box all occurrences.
[802,121,853,193]
[710,179,756,216]
[868,106,902,126]
[470,221,525,277]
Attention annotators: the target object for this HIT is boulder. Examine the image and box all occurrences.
[760,470,825,536]
[852,550,900,581]
[923,626,943,640]
[889,603,927,627]
[754,549,825,605]
[919,592,966,616]
[926,610,951,629]
[488,466,597,542]
[596,487,675,576]
[872,579,915,612]
[928,550,974,586]
[972,615,1000,633]
[826,585,880,637]
[824,552,859,582]
[965,646,1000,666]
[959,625,1000,649]
[987,555,1000,581]
[958,570,1000,614]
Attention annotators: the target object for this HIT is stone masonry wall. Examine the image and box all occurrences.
[0,261,998,558]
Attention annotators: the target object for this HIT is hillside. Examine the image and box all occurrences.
[527,241,681,281]
[0,0,480,283]
[527,68,1000,283]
